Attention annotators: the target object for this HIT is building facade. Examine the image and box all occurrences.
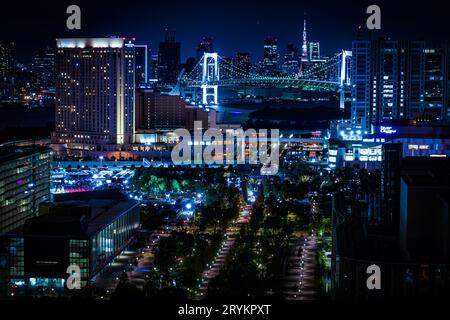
[135,90,210,131]
[52,38,136,157]
[4,191,140,296]
[0,147,52,235]
[196,37,214,62]
[234,52,251,78]
[33,47,55,90]
[157,33,181,85]
[261,37,279,76]
[351,40,450,132]
[309,42,320,61]
[282,43,299,77]
[0,41,15,100]
[134,44,149,87]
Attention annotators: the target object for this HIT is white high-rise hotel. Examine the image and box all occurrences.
[52,38,135,158]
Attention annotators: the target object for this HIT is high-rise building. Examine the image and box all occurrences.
[0,146,52,235]
[0,41,15,100]
[309,42,320,61]
[150,54,158,80]
[134,45,149,87]
[282,43,299,77]
[351,40,450,132]
[32,47,55,90]
[182,57,197,76]
[52,38,136,156]
[221,56,234,79]
[261,37,279,75]
[234,52,251,78]
[196,37,214,62]
[157,31,181,85]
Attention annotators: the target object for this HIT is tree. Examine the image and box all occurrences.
[111,272,144,300]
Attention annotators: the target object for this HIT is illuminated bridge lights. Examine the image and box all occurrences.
[180,51,351,105]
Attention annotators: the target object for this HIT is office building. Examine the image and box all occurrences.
[3,190,140,295]
[196,37,214,62]
[150,54,158,81]
[33,47,55,89]
[309,42,320,61]
[221,56,234,80]
[157,32,181,84]
[52,38,136,157]
[234,52,251,78]
[261,37,279,75]
[182,57,197,76]
[0,41,15,100]
[0,146,52,235]
[329,120,450,171]
[135,89,210,131]
[282,43,299,77]
[351,40,450,132]
[134,44,149,87]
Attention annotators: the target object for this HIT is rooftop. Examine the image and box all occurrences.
[8,190,139,237]
[56,38,126,49]
[0,146,51,165]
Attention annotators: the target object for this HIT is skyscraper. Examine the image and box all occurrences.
[351,39,450,132]
[234,52,251,78]
[52,38,135,157]
[221,56,234,79]
[157,31,181,85]
[0,41,15,100]
[309,42,320,61]
[282,43,299,77]
[134,44,149,87]
[150,54,158,80]
[196,37,214,62]
[182,57,197,76]
[261,37,279,75]
[33,47,55,89]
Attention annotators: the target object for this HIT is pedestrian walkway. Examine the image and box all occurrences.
[193,204,252,299]
[281,235,317,300]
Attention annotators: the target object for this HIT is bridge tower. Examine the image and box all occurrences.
[339,50,352,111]
[201,53,220,105]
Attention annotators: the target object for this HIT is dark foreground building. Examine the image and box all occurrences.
[0,146,52,236]
[2,190,140,296]
[332,157,450,299]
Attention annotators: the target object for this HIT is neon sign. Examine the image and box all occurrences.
[380,126,397,134]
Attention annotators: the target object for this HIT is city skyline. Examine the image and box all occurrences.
[1,0,450,305]
[1,0,449,64]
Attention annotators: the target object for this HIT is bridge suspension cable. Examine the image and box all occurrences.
[179,51,350,105]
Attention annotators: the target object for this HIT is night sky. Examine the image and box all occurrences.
[1,0,449,64]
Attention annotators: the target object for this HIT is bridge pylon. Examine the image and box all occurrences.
[339,50,352,111]
[201,53,220,105]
